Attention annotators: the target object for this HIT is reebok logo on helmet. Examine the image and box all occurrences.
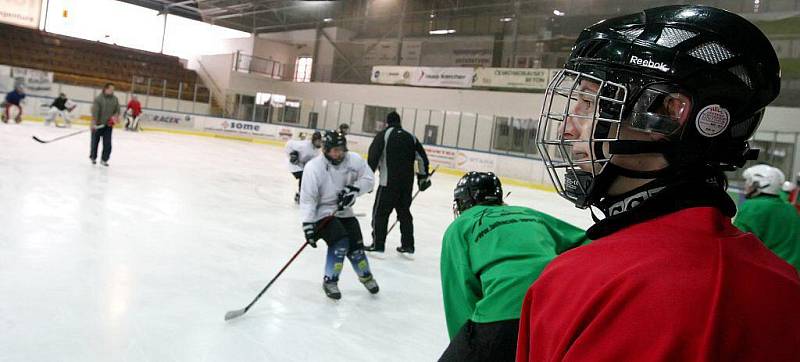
[629,55,670,72]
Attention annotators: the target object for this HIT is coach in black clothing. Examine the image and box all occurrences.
[366,111,431,255]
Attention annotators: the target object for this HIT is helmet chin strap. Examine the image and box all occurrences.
[568,139,677,217]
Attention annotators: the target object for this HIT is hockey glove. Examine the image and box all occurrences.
[417,175,432,192]
[289,151,300,165]
[337,185,360,210]
[303,222,318,248]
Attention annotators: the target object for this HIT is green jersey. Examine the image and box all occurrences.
[734,195,800,273]
[440,204,588,338]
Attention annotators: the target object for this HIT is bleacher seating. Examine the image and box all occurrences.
[0,23,209,102]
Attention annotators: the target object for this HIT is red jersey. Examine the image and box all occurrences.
[517,207,800,361]
[127,99,142,117]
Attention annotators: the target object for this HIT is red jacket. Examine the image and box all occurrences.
[127,99,142,117]
[517,207,800,362]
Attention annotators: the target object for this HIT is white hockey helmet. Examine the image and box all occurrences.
[783,181,796,193]
[742,164,785,197]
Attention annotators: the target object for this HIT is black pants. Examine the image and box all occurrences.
[371,185,413,249]
[292,171,303,191]
[317,217,364,247]
[90,126,113,162]
[439,319,520,362]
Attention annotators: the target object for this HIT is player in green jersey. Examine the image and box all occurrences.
[735,164,800,273]
[439,172,588,361]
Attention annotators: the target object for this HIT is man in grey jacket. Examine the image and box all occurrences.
[90,83,120,166]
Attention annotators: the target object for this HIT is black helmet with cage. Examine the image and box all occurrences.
[323,130,348,165]
[537,5,780,210]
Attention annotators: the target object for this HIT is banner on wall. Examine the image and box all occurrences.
[423,146,457,168]
[372,65,562,90]
[455,150,496,171]
[140,111,195,129]
[371,66,474,89]
[370,66,417,86]
[473,68,554,90]
[199,117,280,139]
[11,67,53,93]
[415,67,474,88]
[0,0,42,29]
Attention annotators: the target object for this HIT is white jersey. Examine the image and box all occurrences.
[285,139,320,173]
[300,152,374,223]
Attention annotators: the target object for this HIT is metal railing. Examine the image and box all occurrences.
[233,52,286,80]
[128,75,214,115]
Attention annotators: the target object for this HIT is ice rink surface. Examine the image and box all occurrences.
[0,122,593,362]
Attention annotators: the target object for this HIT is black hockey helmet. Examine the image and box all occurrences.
[338,123,350,135]
[537,5,781,209]
[453,172,503,217]
[311,131,322,148]
[323,130,347,151]
[323,130,347,165]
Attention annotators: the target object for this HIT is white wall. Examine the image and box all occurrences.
[258,27,351,82]
[196,54,233,94]
[228,71,542,119]
[227,70,800,132]
[252,38,304,79]
[220,37,256,56]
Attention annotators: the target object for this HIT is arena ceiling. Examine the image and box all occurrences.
[118,0,559,35]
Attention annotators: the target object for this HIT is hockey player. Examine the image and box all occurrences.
[519,6,800,361]
[338,123,350,135]
[124,95,142,131]
[2,85,25,124]
[44,93,77,127]
[90,83,120,166]
[300,130,379,299]
[366,111,430,255]
[734,164,800,272]
[439,172,586,362]
[285,131,322,203]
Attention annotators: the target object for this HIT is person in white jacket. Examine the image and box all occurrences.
[300,130,379,300]
[285,131,322,203]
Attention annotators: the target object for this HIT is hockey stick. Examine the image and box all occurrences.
[33,125,105,144]
[386,166,439,235]
[225,215,336,321]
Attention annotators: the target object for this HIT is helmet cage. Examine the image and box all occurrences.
[537,69,627,207]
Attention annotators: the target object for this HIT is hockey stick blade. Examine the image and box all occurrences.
[224,215,336,321]
[224,308,247,321]
[31,127,96,144]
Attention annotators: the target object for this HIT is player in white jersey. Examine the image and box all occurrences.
[285,131,322,203]
[300,130,379,299]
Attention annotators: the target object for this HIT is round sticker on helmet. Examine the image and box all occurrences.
[695,104,730,137]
